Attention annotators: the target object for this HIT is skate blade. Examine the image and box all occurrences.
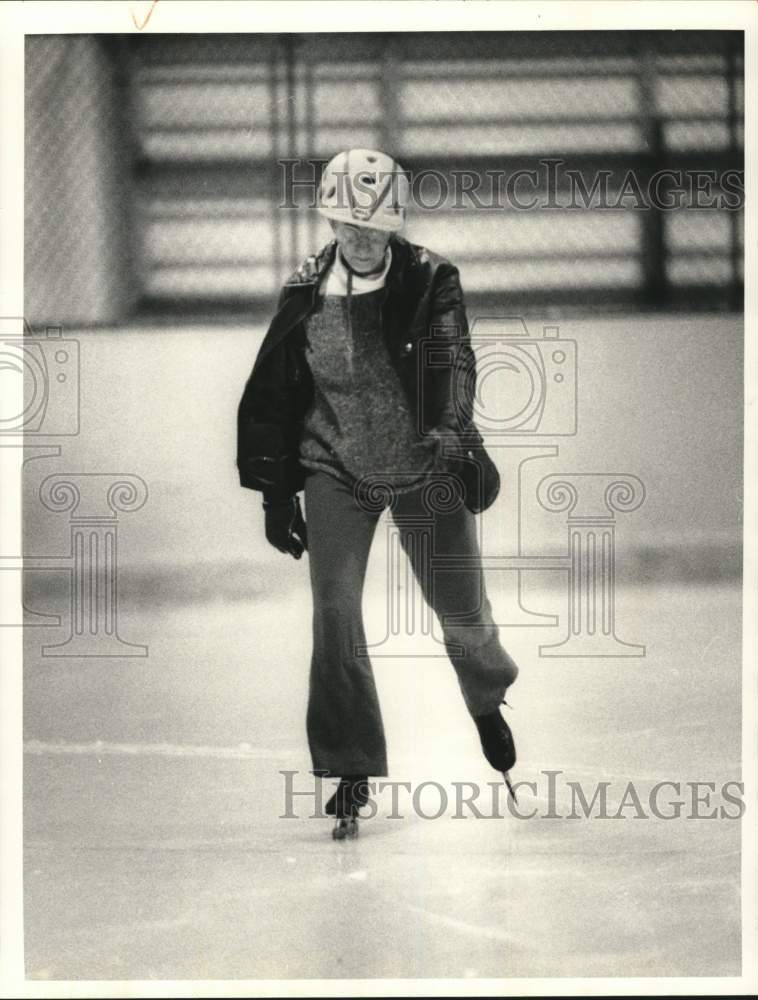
[503,771,518,804]
[332,818,359,841]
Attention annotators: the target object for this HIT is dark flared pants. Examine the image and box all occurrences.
[303,469,518,777]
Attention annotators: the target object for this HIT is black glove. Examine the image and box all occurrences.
[263,495,308,559]
[427,425,500,514]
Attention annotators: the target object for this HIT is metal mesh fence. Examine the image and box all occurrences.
[25,36,138,326]
[24,31,743,325]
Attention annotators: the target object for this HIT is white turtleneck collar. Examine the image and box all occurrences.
[322,245,392,297]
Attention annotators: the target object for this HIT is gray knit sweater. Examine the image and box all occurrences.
[299,286,444,491]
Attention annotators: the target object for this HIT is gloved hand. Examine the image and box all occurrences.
[426,425,500,514]
[263,495,308,559]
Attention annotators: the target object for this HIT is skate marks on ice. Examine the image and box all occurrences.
[23,584,741,978]
[24,747,740,980]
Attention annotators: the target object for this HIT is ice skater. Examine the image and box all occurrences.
[237,149,520,839]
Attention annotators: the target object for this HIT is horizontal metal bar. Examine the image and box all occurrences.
[143,212,269,222]
[135,65,738,87]
[135,282,743,320]
[399,66,736,82]
[134,152,744,183]
[128,30,741,64]
[3,557,71,570]
[400,114,736,127]
[150,240,739,263]
[139,112,738,135]
[146,249,646,270]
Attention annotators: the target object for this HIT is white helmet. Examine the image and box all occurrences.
[318,148,409,232]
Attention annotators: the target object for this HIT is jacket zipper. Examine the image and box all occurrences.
[346,268,354,379]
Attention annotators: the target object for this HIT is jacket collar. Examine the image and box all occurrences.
[255,235,417,372]
[387,235,411,292]
[304,234,412,288]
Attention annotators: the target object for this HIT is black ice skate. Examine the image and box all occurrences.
[332,816,359,840]
[474,705,517,801]
[326,776,368,839]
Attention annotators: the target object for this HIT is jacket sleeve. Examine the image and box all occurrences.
[426,260,500,513]
[236,295,304,500]
[427,262,481,442]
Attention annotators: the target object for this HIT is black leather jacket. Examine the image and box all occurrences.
[236,234,488,501]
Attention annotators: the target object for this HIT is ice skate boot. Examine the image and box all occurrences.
[474,704,517,801]
[326,776,368,839]
[332,815,360,840]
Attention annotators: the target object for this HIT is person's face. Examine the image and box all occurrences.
[331,222,390,274]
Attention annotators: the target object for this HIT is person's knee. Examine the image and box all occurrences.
[313,576,362,623]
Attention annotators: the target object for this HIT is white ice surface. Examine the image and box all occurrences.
[23,582,741,980]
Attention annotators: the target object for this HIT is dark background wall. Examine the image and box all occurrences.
[24,30,743,326]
